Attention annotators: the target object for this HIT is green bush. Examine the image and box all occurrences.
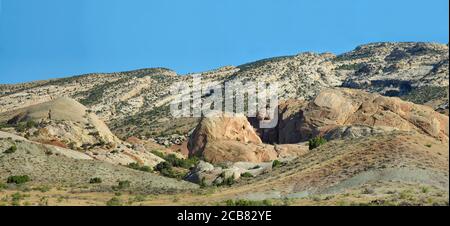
[0,182,7,190]
[116,180,131,190]
[309,136,327,150]
[15,120,38,132]
[199,178,207,188]
[127,162,152,172]
[216,173,236,186]
[272,160,282,168]
[154,162,179,178]
[158,153,199,169]
[26,120,37,129]
[241,172,254,178]
[151,150,165,159]
[222,177,235,186]
[152,150,201,169]
[7,175,30,184]
[151,153,199,179]
[155,161,172,172]
[89,177,102,184]
[139,165,153,172]
[4,145,17,154]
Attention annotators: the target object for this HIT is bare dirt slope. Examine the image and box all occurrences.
[213,131,448,201]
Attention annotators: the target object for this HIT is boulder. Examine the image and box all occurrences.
[184,161,222,185]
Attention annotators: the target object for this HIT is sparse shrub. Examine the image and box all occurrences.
[421,186,430,194]
[398,190,414,201]
[34,185,51,193]
[154,162,179,178]
[241,172,254,178]
[159,153,199,169]
[132,194,146,202]
[251,165,261,170]
[97,140,106,146]
[272,160,282,168]
[362,188,375,195]
[88,131,100,136]
[15,120,38,132]
[225,199,273,206]
[4,145,17,154]
[218,175,235,187]
[7,175,30,184]
[151,150,165,159]
[199,177,207,188]
[26,120,37,129]
[127,162,152,172]
[0,182,7,191]
[89,177,102,184]
[113,180,131,190]
[11,192,26,202]
[309,136,327,150]
[176,155,199,169]
[215,163,229,169]
[155,161,172,172]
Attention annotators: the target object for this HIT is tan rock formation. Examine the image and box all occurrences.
[188,113,263,157]
[299,88,449,141]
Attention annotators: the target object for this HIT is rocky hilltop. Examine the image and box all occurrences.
[0,42,448,141]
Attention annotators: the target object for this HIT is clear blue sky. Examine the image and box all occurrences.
[0,0,448,84]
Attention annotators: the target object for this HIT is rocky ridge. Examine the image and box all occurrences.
[0,42,447,140]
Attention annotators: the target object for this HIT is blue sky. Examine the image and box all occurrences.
[0,0,448,84]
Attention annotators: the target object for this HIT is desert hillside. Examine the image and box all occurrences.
[0,42,448,206]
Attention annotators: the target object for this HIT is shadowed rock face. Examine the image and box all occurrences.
[249,99,308,144]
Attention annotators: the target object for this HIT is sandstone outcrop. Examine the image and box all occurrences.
[188,113,310,163]
[0,97,164,167]
[298,88,449,141]
[188,113,263,157]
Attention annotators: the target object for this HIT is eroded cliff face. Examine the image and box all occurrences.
[250,88,449,145]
